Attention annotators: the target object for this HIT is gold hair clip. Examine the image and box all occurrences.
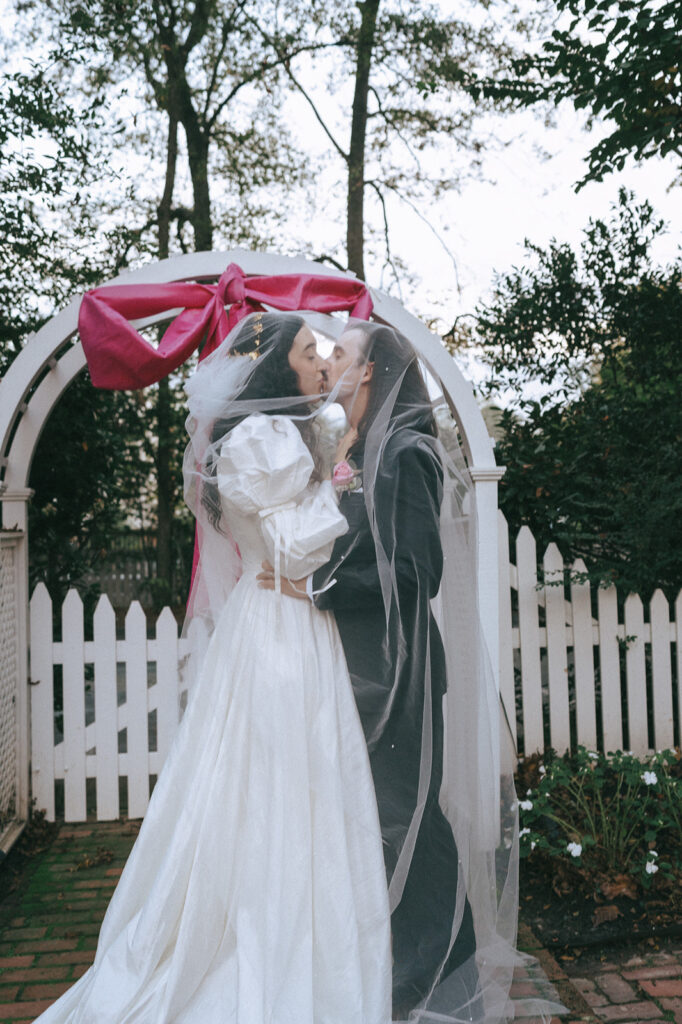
[250,311,263,360]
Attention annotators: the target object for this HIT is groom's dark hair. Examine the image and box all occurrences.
[349,324,437,456]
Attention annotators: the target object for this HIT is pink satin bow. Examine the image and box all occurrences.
[78,262,373,388]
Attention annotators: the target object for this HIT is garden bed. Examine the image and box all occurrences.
[517,746,682,955]
[520,852,682,953]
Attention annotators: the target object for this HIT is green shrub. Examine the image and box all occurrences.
[516,747,682,888]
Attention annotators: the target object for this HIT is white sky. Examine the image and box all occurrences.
[2,0,679,353]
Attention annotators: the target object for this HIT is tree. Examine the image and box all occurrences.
[14,0,317,606]
[473,0,682,187]
[0,59,161,605]
[0,60,105,372]
[249,0,529,280]
[470,191,682,599]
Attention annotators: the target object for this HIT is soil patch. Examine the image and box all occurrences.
[520,854,682,954]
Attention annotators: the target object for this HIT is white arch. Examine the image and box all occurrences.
[1,249,498,490]
[0,251,505,834]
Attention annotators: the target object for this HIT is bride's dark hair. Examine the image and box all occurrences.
[201,313,321,530]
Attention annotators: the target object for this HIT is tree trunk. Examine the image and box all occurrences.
[155,112,178,606]
[185,127,213,251]
[346,0,381,280]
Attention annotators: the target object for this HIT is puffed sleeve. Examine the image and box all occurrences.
[216,414,348,578]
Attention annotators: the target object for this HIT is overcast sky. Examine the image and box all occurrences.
[2,0,679,343]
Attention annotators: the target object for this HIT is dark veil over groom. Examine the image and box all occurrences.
[311,323,479,1016]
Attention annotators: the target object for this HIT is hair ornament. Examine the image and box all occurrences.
[250,311,264,360]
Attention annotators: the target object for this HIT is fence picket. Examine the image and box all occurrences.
[623,594,648,752]
[650,589,674,749]
[29,584,55,821]
[62,590,87,821]
[597,586,622,753]
[155,607,180,766]
[497,511,516,758]
[93,595,119,820]
[125,601,150,818]
[570,559,597,750]
[516,526,543,754]
[543,544,570,754]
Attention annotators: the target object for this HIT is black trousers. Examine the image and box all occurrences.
[335,605,479,1012]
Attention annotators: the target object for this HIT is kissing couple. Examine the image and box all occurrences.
[34,312,514,1024]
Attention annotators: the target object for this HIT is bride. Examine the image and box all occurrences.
[33,311,392,1023]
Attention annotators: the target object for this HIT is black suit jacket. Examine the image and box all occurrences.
[313,430,447,855]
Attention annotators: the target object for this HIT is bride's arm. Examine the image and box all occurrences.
[217,414,348,580]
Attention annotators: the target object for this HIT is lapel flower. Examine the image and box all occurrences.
[332,459,362,493]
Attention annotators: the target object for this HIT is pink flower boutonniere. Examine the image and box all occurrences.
[332,459,362,494]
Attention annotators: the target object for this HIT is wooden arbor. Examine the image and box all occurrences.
[0,250,504,847]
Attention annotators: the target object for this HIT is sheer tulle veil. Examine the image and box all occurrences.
[180,310,563,1024]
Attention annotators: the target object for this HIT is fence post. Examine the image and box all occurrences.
[543,543,570,754]
[62,589,87,822]
[125,601,150,819]
[597,586,622,753]
[623,593,647,753]
[497,510,516,763]
[29,583,55,821]
[516,526,543,753]
[93,594,119,820]
[650,589,674,750]
[570,558,597,751]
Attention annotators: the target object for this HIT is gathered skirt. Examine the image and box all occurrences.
[34,574,392,1024]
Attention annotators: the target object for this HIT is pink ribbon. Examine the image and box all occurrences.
[78,262,373,388]
[78,261,373,603]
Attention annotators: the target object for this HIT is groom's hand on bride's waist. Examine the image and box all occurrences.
[257,561,310,600]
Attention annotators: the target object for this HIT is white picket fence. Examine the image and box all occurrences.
[499,513,682,759]
[29,586,188,823]
[28,514,682,821]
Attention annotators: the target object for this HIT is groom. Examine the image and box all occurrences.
[262,323,478,1015]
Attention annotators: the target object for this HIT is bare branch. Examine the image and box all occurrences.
[367,180,403,299]
[382,181,462,297]
[235,10,349,161]
[202,17,233,120]
[183,0,211,57]
[279,62,348,162]
[312,253,348,272]
[205,41,342,142]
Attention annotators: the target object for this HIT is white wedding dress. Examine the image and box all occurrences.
[35,414,392,1024]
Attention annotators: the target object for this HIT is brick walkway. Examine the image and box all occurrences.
[564,944,682,1024]
[0,822,141,1022]
[0,821,680,1023]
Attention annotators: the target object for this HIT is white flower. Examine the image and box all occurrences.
[520,828,531,838]
[566,841,582,858]
[519,799,533,811]
[645,861,659,875]
[648,850,659,858]
[530,841,537,851]
[538,765,546,776]
[642,771,658,786]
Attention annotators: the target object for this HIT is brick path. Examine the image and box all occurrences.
[563,943,682,1024]
[1,821,680,1023]
[0,822,140,1022]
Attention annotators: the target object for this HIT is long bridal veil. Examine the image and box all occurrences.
[181,310,564,1024]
